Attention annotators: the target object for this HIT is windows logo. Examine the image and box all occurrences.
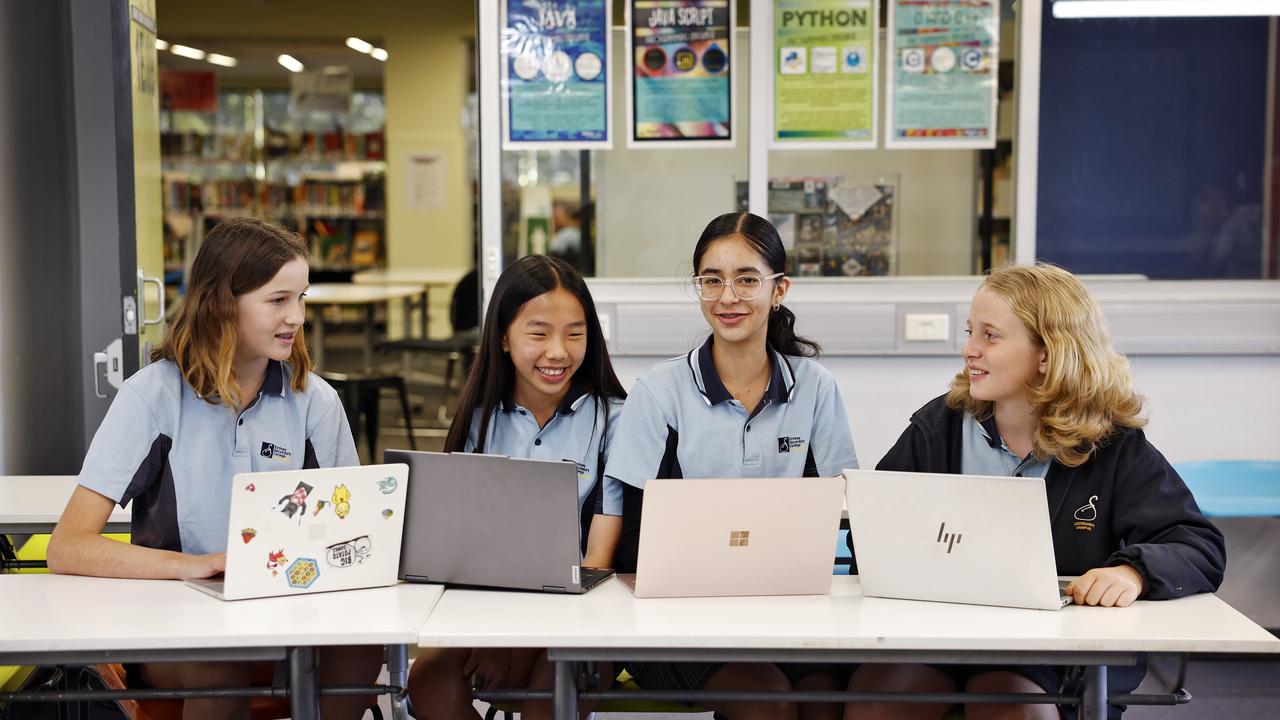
[728,530,750,548]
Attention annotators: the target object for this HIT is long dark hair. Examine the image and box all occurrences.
[444,255,626,453]
[692,212,820,358]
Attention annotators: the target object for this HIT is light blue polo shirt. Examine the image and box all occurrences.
[961,413,1051,479]
[77,359,358,555]
[466,384,624,516]
[607,337,859,487]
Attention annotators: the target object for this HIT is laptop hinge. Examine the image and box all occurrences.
[403,575,430,583]
[542,585,568,593]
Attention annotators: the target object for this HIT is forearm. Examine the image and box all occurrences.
[583,514,622,569]
[47,531,191,579]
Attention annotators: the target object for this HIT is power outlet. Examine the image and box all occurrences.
[904,313,950,342]
[599,313,612,341]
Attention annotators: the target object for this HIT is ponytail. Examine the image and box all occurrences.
[767,304,820,358]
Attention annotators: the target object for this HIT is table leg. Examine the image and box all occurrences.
[289,646,320,720]
[1081,665,1107,720]
[310,312,327,371]
[402,297,414,341]
[419,289,430,338]
[553,658,578,720]
[363,304,376,372]
[387,643,410,720]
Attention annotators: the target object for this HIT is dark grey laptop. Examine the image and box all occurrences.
[387,449,614,594]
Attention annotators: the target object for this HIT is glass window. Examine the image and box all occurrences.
[1036,12,1275,279]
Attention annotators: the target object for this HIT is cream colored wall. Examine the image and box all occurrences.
[156,0,476,332]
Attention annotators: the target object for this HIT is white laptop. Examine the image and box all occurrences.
[619,476,845,598]
[186,464,408,601]
[844,469,1072,611]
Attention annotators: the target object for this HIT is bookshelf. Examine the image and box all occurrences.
[160,89,388,286]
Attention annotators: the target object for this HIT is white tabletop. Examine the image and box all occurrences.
[0,475,130,531]
[418,576,1280,655]
[352,268,467,287]
[306,282,427,305]
[0,575,444,653]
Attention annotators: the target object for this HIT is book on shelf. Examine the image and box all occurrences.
[349,222,382,266]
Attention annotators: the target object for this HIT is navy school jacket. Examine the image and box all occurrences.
[848,395,1225,599]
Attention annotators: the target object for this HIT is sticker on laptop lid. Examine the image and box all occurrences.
[378,476,398,494]
[331,484,351,519]
[266,549,287,577]
[240,528,257,544]
[326,536,372,568]
[286,557,319,588]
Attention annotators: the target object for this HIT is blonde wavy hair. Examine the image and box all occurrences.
[151,217,312,410]
[946,263,1145,467]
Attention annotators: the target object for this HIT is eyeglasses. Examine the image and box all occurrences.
[692,272,783,301]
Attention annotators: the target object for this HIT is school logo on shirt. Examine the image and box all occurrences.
[260,442,293,464]
[777,436,808,454]
[1073,494,1099,533]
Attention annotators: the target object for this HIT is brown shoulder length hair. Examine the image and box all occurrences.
[946,263,1146,467]
[150,217,313,409]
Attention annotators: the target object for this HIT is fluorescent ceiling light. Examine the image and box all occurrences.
[370,47,388,62]
[155,38,169,51]
[169,44,206,61]
[206,53,238,68]
[345,37,373,54]
[277,54,305,73]
[1053,1,1280,18]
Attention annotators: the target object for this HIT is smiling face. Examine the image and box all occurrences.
[503,287,588,410]
[696,236,789,348]
[235,256,309,366]
[963,288,1048,408]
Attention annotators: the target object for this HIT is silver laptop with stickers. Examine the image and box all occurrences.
[844,469,1072,611]
[186,464,408,601]
[619,476,845,598]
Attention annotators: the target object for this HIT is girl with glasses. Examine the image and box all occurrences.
[607,212,859,720]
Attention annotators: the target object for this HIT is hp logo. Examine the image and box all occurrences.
[936,522,962,553]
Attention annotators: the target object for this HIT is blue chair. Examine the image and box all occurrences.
[835,528,853,576]
[1173,461,1280,517]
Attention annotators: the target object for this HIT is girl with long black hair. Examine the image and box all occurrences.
[407,254,626,720]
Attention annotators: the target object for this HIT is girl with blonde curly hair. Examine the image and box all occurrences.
[844,263,1225,720]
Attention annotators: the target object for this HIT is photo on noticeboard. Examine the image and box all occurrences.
[736,176,898,277]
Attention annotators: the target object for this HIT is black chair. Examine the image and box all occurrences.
[318,371,417,462]
[379,269,481,392]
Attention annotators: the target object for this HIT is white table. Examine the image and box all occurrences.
[0,476,130,535]
[0,575,443,719]
[305,282,427,371]
[418,576,1280,719]
[352,267,468,339]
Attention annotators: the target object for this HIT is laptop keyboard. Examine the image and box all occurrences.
[189,578,226,594]
[580,567,613,587]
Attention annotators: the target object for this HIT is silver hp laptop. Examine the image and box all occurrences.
[186,464,409,601]
[389,449,613,594]
[620,476,845,598]
[845,469,1072,611]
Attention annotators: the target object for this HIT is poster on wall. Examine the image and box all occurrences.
[772,0,878,149]
[886,0,999,149]
[627,0,734,148]
[735,175,898,276]
[502,0,612,149]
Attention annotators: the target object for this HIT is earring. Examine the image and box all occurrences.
[772,301,780,311]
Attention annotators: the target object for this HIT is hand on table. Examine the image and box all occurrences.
[180,552,226,580]
[1065,565,1144,607]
